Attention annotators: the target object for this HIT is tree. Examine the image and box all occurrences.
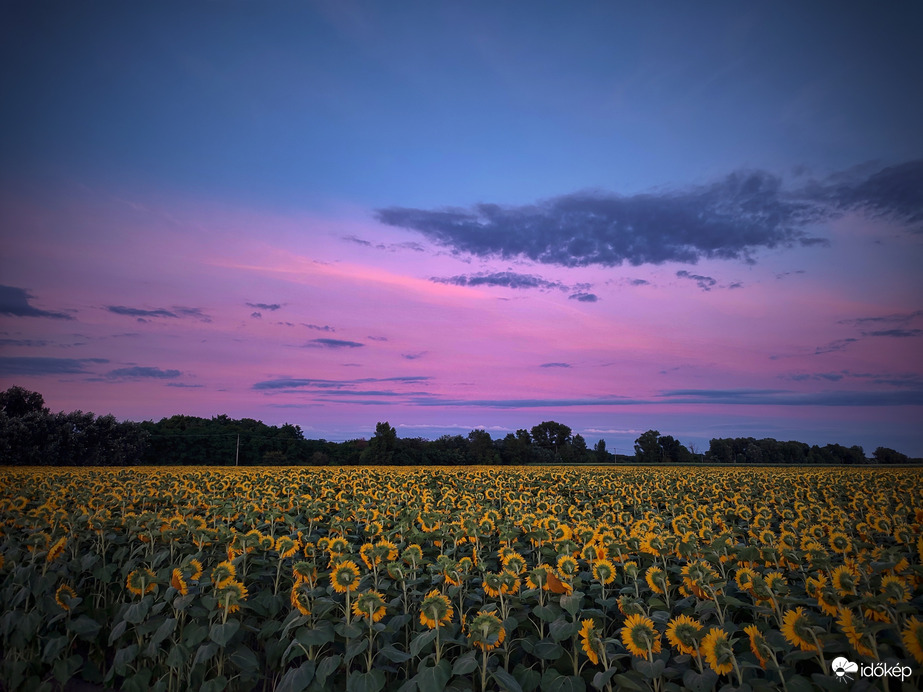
[634,430,662,463]
[530,421,572,455]
[0,386,47,417]
[873,447,909,465]
[467,429,496,464]
[594,439,611,463]
[362,421,397,464]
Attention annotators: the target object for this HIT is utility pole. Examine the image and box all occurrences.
[235,434,239,466]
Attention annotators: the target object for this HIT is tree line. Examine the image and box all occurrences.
[0,386,915,466]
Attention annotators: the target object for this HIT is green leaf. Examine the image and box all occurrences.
[228,644,259,673]
[548,675,587,692]
[335,621,364,639]
[613,673,645,691]
[347,670,386,692]
[52,655,83,685]
[533,605,559,622]
[344,637,369,665]
[378,645,412,663]
[296,626,334,648]
[416,660,452,692]
[112,644,139,677]
[277,660,316,692]
[410,629,438,657]
[124,599,151,625]
[785,675,815,692]
[184,622,209,647]
[452,652,478,676]
[209,620,240,647]
[69,615,102,640]
[513,665,541,692]
[150,617,177,646]
[492,667,523,692]
[197,675,228,692]
[533,641,564,660]
[681,669,719,692]
[549,619,577,641]
[166,643,188,671]
[42,636,69,663]
[591,669,618,691]
[192,642,219,669]
[315,655,342,688]
[122,668,154,692]
[560,592,584,616]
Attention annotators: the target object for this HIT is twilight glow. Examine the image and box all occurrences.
[1,2,922,455]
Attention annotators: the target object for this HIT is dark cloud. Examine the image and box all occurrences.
[246,302,281,311]
[568,292,598,302]
[306,338,364,349]
[376,160,923,267]
[431,271,564,290]
[304,324,335,332]
[657,388,923,407]
[0,338,51,347]
[402,352,427,360]
[814,338,859,355]
[783,372,845,382]
[342,234,373,247]
[0,285,73,319]
[106,366,182,379]
[839,310,923,327]
[166,383,204,388]
[728,281,743,289]
[367,336,388,342]
[776,270,806,280]
[107,305,211,322]
[0,356,108,376]
[540,362,571,368]
[630,279,650,286]
[253,375,430,391]
[861,329,923,338]
[251,312,262,319]
[676,271,717,291]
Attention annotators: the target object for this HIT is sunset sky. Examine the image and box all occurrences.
[2,2,922,455]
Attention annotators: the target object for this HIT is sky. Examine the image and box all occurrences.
[1,1,922,456]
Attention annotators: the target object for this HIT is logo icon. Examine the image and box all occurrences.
[831,657,858,683]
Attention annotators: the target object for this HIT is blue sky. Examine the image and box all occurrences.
[2,1,922,455]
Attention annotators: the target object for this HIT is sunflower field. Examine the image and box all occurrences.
[1,466,921,692]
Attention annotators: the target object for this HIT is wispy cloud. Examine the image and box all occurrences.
[246,302,282,311]
[0,285,73,320]
[540,362,571,368]
[305,338,364,349]
[0,356,108,376]
[431,271,564,290]
[105,366,182,379]
[676,271,717,291]
[568,292,598,302]
[253,376,430,390]
[107,305,212,322]
[376,160,922,267]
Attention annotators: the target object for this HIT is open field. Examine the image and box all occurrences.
[1,466,921,691]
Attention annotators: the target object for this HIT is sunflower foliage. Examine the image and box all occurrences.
[0,466,921,692]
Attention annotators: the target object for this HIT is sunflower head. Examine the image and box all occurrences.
[211,561,236,589]
[743,624,771,669]
[215,579,248,614]
[901,616,923,664]
[579,618,602,665]
[593,559,615,585]
[621,613,662,658]
[419,589,453,629]
[701,627,735,675]
[171,568,189,596]
[782,607,819,652]
[331,560,361,593]
[55,583,77,611]
[645,566,667,595]
[275,536,298,559]
[352,589,387,622]
[467,610,506,651]
[666,614,702,656]
[126,568,157,597]
[290,581,312,616]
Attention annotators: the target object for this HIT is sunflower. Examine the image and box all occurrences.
[880,574,910,604]
[781,607,818,652]
[743,624,771,669]
[330,560,361,593]
[290,581,312,616]
[645,566,667,595]
[665,614,702,656]
[46,536,67,563]
[556,555,578,581]
[401,544,423,568]
[420,589,453,629]
[593,559,615,585]
[55,583,77,611]
[171,568,189,596]
[701,627,735,675]
[467,610,506,651]
[186,558,204,581]
[617,594,645,617]
[901,617,923,664]
[831,565,858,597]
[275,536,299,559]
[211,561,236,589]
[621,613,662,658]
[828,531,851,554]
[501,551,527,575]
[579,618,601,665]
[482,571,503,598]
[126,568,157,597]
[526,564,551,591]
[215,579,248,614]
[293,561,317,586]
[836,608,875,658]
